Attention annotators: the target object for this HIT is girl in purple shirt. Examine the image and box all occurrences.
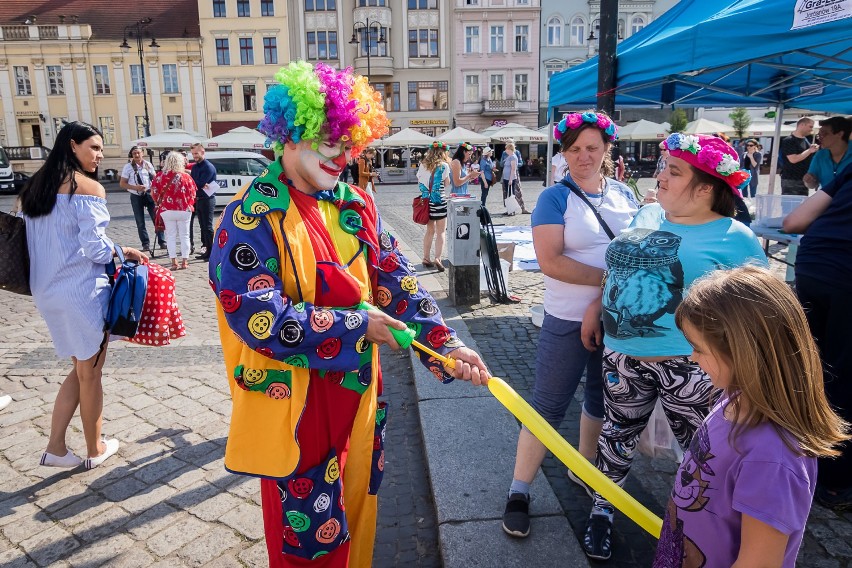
[653,266,849,567]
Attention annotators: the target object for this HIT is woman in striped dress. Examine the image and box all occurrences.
[20,121,147,470]
[417,141,451,271]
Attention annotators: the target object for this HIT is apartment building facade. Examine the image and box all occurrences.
[199,0,292,136]
[0,1,204,172]
[453,0,541,132]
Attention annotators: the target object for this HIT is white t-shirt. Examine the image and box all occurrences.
[530,178,638,321]
[551,153,568,179]
[120,160,155,194]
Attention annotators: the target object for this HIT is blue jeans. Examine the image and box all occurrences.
[532,313,605,426]
[130,191,164,249]
[743,173,758,198]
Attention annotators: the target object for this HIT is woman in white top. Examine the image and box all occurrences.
[502,111,637,539]
[21,121,147,470]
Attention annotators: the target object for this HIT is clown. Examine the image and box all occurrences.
[210,61,489,567]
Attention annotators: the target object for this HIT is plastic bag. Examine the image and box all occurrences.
[637,399,684,462]
[505,195,522,216]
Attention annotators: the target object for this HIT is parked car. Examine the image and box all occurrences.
[203,151,271,208]
[12,172,30,193]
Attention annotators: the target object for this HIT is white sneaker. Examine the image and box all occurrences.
[83,438,120,470]
[0,395,11,411]
[40,449,83,468]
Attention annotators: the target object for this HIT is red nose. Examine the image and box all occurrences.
[332,153,348,169]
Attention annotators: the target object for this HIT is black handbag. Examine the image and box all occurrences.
[0,210,31,295]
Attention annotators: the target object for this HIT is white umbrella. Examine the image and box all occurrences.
[437,127,490,145]
[369,128,435,148]
[617,119,669,141]
[745,122,794,137]
[131,128,206,149]
[490,124,548,144]
[683,119,736,136]
[480,122,528,137]
[205,126,269,150]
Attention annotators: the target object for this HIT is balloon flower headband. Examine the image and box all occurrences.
[554,111,619,142]
[257,61,390,156]
[662,133,750,195]
[431,141,448,151]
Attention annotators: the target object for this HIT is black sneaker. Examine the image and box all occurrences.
[567,468,594,500]
[583,514,613,560]
[815,485,852,512]
[501,493,531,538]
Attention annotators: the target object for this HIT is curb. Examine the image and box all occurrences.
[383,220,590,568]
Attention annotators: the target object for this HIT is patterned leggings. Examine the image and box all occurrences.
[592,349,713,513]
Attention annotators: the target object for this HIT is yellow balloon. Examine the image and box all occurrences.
[487,377,663,538]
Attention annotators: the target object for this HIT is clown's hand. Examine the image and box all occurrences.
[445,347,490,386]
[366,309,408,350]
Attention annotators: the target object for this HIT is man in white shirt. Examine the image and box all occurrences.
[120,146,165,253]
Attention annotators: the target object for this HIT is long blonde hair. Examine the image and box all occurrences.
[675,266,849,457]
[422,146,450,172]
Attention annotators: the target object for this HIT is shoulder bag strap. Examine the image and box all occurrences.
[561,180,617,241]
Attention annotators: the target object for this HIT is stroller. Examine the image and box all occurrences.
[478,205,520,304]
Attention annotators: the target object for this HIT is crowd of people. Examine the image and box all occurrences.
[5,60,851,568]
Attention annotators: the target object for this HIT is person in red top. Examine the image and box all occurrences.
[151,151,197,269]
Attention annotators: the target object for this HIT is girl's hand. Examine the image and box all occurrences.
[580,297,603,351]
[123,247,149,264]
[445,347,490,386]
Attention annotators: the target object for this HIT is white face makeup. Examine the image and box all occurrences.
[287,139,353,192]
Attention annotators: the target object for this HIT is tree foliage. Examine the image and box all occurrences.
[729,107,751,139]
[668,109,688,133]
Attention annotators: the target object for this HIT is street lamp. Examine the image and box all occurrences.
[348,19,387,82]
[120,17,159,138]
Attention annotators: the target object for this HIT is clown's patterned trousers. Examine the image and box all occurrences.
[591,349,714,513]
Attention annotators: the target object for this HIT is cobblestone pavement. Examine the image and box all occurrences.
[374,177,852,567]
[0,192,439,567]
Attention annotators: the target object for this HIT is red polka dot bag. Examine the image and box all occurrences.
[124,263,186,346]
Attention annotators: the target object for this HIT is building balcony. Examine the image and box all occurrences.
[353,56,394,78]
[482,99,532,115]
[0,24,88,41]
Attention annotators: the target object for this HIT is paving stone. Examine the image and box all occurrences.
[66,533,134,567]
[0,546,37,568]
[219,502,265,540]
[120,482,178,515]
[146,514,210,557]
[124,502,180,540]
[187,491,243,522]
[19,523,80,567]
[237,540,269,568]
[72,503,131,543]
[176,525,243,566]
[109,545,157,568]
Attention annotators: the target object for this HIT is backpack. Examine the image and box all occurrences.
[105,246,149,338]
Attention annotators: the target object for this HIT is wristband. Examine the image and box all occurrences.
[601,270,609,290]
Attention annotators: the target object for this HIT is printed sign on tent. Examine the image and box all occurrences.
[791,0,851,30]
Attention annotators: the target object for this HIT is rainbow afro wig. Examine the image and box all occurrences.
[257,61,390,155]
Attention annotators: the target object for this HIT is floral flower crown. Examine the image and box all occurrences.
[431,141,448,151]
[554,111,619,142]
[459,142,475,151]
[662,133,750,194]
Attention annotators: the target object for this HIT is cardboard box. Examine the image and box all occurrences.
[496,242,515,271]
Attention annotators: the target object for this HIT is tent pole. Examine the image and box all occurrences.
[546,107,555,187]
[767,103,784,195]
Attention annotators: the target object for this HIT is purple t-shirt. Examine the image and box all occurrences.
[653,398,816,568]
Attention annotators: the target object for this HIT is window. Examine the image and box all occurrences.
[135,116,146,139]
[307,31,339,60]
[372,82,400,112]
[261,0,274,16]
[163,64,179,93]
[216,39,230,65]
[570,16,586,46]
[167,115,183,129]
[464,74,479,103]
[98,117,115,145]
[545,61,565,91]
[358,0,385,5]
[547,16,563,46]
[465,0,478,4]
[219,85,233,111]
[213,0,226,17]
[408,0,437,7]
[408,29,438,58]
[407,81,448,111]
[357,28,387,57]
[631,15,646,34]
[263,37,278,64]
[305,0,336,8]
[490,74,504,100]
[514,73,528,101]
[464,26,480,53]
[243,84,257,111]
[490,26,504,53]
[129,65,143,94]
[54,117,67,135]
[93,65,110,95]
[239,38,254,65]
[514,25,529,52]
[14,66,32,96]
[47,65,64,95]
[237,0,250,16]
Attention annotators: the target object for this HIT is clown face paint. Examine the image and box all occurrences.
[283,139,353,192]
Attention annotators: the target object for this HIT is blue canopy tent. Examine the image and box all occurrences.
[546,0,852,190]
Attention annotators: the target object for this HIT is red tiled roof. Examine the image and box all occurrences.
[0,0,200,41]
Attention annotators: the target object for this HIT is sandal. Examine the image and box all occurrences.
[180,259,189,270]
[422,259,434,268]
[170,260,179,270]
[434,259,445,272]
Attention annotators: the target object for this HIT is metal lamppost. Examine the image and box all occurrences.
[120,18,160,138]
[348,19,387,82]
